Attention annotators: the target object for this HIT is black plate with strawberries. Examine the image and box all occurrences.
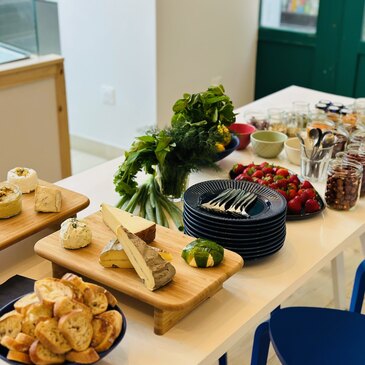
[229,162,325,221]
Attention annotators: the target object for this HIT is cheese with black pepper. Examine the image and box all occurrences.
[7,167,38,193]
[0,183,22,219]
[60,218,92,249]
[34,185,62,212]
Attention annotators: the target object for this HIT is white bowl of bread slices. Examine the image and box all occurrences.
[0,273,126,365]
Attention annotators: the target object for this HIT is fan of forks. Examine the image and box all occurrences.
[199,188,257,218]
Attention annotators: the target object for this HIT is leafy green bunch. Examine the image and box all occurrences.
[113,85,236,228]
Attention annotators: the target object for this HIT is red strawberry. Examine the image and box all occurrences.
[276,179,288,189]
[264,176,274,184]
[305,188,316,200]
[287,182,298,191]
[269,183,279,189]
[231,163,245,175]
[304,199,320,213]
[287,189,298,200]
[277,189,288,200]
[297,189,309,203]
[287,196,302,214]
[262,167,274,175]
[301,180,313,189]
[276,168,289,177]
[235,173,253,182]
[288,175,300,185]
[257,179,269,186]
[244,167,256,176]
[260,161,269,169]
[252,170,264,179]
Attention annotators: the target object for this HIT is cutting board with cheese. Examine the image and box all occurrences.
[34,208,243,335]
[0,180,89,250]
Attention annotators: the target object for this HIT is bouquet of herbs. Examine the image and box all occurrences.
[113,85,236,228]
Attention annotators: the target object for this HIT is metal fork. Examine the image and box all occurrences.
[200,189,240,212]
[226,191,257,217]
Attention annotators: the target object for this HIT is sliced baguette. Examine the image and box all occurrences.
[34,278,73,305]
[21,302,53,337]
[61,273,88,294]
[65,347,100,364]
[85,282,117,308]
[0,310,23,341]
[91,317,114,352]
[98,310,123,340]
[7,349,32,365]
[83,287,108,315]
[29,339,65,365]
[35,318,71,354]
[53,297,92,321]
[58,310,93,351]
[1,335,29,352]
[14,293,39,314]
[15,332,35,350]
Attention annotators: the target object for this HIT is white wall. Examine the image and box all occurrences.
[156,0,260,127]
[58,0,156,150]
[58,0,259,148]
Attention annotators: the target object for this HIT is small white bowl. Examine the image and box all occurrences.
[285,137,301,166]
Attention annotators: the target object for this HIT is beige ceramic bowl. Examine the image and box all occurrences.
[250,131,288,158]
[284,137,301,166]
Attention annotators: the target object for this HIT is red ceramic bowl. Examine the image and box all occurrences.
[229,123,256,150]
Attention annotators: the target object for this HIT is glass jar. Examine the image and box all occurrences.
[326,105,341,124]
[325,159,363,210]
[350,130,365,145]
[340,108,357,133]
[244,110,269,130]
[292,101,310,130]
[337,149,365,197]
[267,108,287,134]
[307,114,335,134]
[331,127,349,157]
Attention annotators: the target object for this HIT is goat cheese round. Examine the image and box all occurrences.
[60,218,92,249]
[7,167,38,193]
[0,183,22,219]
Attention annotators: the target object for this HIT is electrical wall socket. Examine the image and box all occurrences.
[101,85,116,105]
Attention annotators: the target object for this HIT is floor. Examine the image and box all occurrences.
[70,147,364,365]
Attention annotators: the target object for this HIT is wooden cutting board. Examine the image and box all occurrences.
[34,211,244,334]
[0,180,89,250]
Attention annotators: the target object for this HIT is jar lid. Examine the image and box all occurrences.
[319,99,332,106]
[315,102,328,111]
[332,102,344,109]
[327,106,340,113]
[339,108,351,115]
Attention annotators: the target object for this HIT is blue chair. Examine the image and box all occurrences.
[250,260,365,365]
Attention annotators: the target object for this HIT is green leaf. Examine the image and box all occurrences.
[137,135,155,143]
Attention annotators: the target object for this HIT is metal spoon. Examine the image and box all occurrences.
[296,133,308,158]
[309,128,322,148]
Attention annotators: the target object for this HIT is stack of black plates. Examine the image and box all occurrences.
[183,180,287,260]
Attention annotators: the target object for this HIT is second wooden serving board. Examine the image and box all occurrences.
[35,211,244,334]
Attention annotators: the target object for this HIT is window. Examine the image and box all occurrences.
[261,0,320,34]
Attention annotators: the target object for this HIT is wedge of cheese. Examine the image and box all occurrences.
[99,238,173,269]
[116,226,176,291]
[101,203,156,243]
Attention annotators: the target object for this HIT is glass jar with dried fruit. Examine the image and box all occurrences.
[325,159,363,210]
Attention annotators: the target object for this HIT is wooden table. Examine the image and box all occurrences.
[1,85,365,364]
[0,180,89,251]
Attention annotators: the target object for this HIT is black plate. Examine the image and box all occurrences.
[184,180,287,223]
[183,204,287,231]
[0,295,127,365]
[183,225,286,251]
[286,193,326,221]
[184,226,285,260]
[183,213,286,242]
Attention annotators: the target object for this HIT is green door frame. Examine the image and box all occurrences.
[256,0,365,98]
